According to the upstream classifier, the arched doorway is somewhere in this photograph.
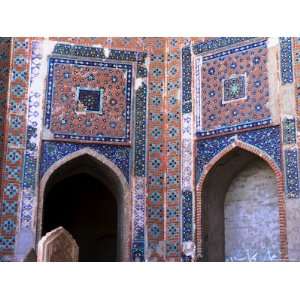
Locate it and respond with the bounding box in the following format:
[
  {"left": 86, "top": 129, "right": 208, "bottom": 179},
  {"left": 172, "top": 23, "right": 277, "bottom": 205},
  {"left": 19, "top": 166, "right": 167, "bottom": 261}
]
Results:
[
  {"left": 37, "top": 148, "right": 130, "bottom": 262},
  {"left": 198, "top": 146, "right": 282, "bottom": 262}
]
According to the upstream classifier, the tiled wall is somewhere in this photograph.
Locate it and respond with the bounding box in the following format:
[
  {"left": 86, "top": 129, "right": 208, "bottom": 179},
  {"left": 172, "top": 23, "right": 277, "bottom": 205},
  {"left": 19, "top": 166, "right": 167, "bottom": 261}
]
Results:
[{"left": 0, "top": 37, "right": 298, "bottom": 261}]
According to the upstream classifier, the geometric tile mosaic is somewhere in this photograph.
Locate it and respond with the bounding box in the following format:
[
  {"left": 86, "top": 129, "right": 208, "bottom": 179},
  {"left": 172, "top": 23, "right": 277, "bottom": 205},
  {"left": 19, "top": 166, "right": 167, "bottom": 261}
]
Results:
[
  {"left": 284, "top": 149, "right": 300, "bottom": 199},
  {"left": 165, "top": 38, "right": 183, "bottom": 261},
  {"left": 20, "top": 40, "right": 44, "bottom": 229},
  {"left": 192, "top": 37, "right": 255, "bottom": 55},
  {"left": 223, "top": 74, "right": 247, "bottom": 102},
  {"left": 197, "top": 39, "right": 271, "bottom": 137},
  {"left": 146, "top": 38, "right": 166, "bottom": 261},
  {"left": 1, "top": 37, "right": 298, "bottom": 262},
  {"left": 293, "top": 38, "right": 300, "bottom": 132},
  {"left": 0, "top": 37, "right": 30, "bottom": 259},
  {"left": 45, "top": 57, "right": 133, "bottom": 143},
  {"left": 283, "top": 117, "right": 297, "bottom": 144},
  {"left": 279, "top": 37, "right": 294, "bottom": 85}
]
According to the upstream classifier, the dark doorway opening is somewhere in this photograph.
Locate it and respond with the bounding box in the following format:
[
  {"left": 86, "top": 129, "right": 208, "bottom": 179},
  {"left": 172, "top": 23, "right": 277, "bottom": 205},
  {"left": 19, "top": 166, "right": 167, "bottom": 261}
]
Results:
[{"left": 42, "top": 172, "right": 117, "bottom": 262}]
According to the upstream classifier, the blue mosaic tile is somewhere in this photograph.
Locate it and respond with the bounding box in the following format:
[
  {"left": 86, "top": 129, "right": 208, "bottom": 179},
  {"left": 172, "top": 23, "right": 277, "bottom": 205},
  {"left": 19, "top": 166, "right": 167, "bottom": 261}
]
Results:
[
  {"left": 196, "top": 126, "right": 282, "bottom": 182},
  {"left": 223, "top": 75, "right": 246, "bottom": 102},
  {"left": 166, "top": 241, "right": 180, "bottom": 256},
  {"left": 148, "top": 208, "right": 163, "bottom": 221},
  {"left": 134, "top": 82, "right": 147, "bottom": 176},
  {"left": 12, "top": 69, "right": 27, "bottom": 81},
  {"left": 14, "top": 56, "right": 26, "bottom": 65},
  {"left": 6, "top": 150, "right": 21, "bottom": 164},
  {"left": 197, "top": 118, "right": 272, "bottom": 138},
  {"left": 4, "top": 183, "right": 18, "bottom": 199},
  {"left": 14, "top": 40, "right": 28, "bottom": 49},
  {"left": 131, "top": 241, "right": 144, "bottom": 261},
  {"left": 182, "top": 190, "right": 193, "bottom": 242},
  {"left": 283, "top": 117, "right": 296, "bottom": 144},
  {"left": 167, "top": 52, "right": 180, "bottom": 62},
  {"left": 5, "top": 165, "right": 21, "bottom": 181},
  {"left": 149, "top": 191, "right": 162, "bottom": 204},
  {"left": 167, "top": 223, "right": 178, "bottom": 237},
  {"left": 150, "top": 223, "right": 161, "bottom": 238},
  {"left": 2, "top": 220, "right": 16, "bottom": 234},
  {"left": 77, "top": 88, "right": 104, "bottom": 113},
  {"left": 167, "top": 81, "right": 180, "bottom": 91},
  {"left": 0, "top": 236, "right": 15, "bottom": 251},
  {"left": 150, "top": 82, "right": 163, "bottom": 93},
  {"left": 40, "top": 141, "right": 131, "bottom": 182},
  {"left": 182, "top": 46, "right": 192, "bottom": 113},
  {"left": 150, "top": 53, "right": 164, "bottom": 62},
  {"left": 279, "top": 37, "right": 294, "bottom": 84},
  {"left": 166, "top": 207, "right": 179, "bottom": 218},
  {"left": 12, "top": 84, "right": 25, "bottom": 97},
  {"left": 167, "top": 190, "right": 178, "bottom": 203},
  {"left": 8, "top": 135, "right": 22, "bottom": 146},
  {"left": 193, "top": 37, "right": 255, "bottom": 55},
  {"left": 137, "top": 65, "right": 147, "bottom": 78},
  {"left": 53, "top": 43, "right": 147, "bottom": 64},
  {"left": 285, "top": 149, "right": 300, "bottom": 198},
  {"left": 202, "top": 39, "right": 267, "bottom": 62},
  {"left": 10, "top": 116, "right": 22, "bottom": 129},
  {"left": 1, "top": 201, "right": 17, "bottom": 215}
]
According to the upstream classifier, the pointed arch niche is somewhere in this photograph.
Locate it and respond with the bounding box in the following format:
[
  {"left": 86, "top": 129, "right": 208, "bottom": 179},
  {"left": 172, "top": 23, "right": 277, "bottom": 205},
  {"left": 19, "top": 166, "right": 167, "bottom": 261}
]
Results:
[
  {"left": 37, "top": 148, "right": 131, "bottom": 262},
  {"left": 195, "top": 140, "right": 288, "bottom": 262}
]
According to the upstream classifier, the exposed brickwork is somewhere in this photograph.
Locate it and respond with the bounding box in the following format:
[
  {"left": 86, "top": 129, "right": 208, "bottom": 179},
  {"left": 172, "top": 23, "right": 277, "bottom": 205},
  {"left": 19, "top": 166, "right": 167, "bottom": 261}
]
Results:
[{"left": 196, "top": 140, "right": 288, "bottom": 261}]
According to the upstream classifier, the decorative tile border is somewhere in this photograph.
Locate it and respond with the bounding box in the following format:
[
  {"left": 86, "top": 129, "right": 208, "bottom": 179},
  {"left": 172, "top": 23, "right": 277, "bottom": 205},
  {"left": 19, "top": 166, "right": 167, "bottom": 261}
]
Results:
[
  {"left": 192, "top": 37, "right": 255, "bottom": 55},
  {"left": 131, "top": 177, "right": 146, "bottom": 261},
  {"left": 293, "top": 38, "right": 300, "bottom": 132},
  {"left": 197, "top": 118, "right": 272, "bottom": 138},
  {"left": 146, "top": 38, "right": 166, "bottom": 261},
  {"left": 53, "top": 43, "right": 147, "bottom": 63},
  {"left": 279, "top": 37, "right": 294, "bottom": 84},
  {"left": 0, "top": 38, "right": 11, "bottom": 201},
  {"left": 282, "top": 117, "right": 296, "bottom": 145},
  {"left": 165, "top": 38, "right": 183, "bottom": 261},
  {"left": 182, "top": 46, "right": 192, "bottom": 113},
  {"left": 131, "top": 59, "right": 148, "bottom": 260},
  {"left": 134, "top": 82, "right": 147, "bottom": 176},
  {"left": 181, "top": 42, "right": 195, "bottom": 261},
  {"left": 202, "top": 39, "right": 267, "bottom": 62},
  {"left": 196, "top": 126, "right": 282, "bottom": 182},
  {"left": 284, "top": 149, "right": 300, "bottom": 199},
  {"left": 40, "top": 141, "right": 131, "bottom": 182},
  {"left": 0, "top": 38, "right": 31, "bottom": 259},
  {"left": 20, "top": 40, "right": 44, "bottom": 229}
]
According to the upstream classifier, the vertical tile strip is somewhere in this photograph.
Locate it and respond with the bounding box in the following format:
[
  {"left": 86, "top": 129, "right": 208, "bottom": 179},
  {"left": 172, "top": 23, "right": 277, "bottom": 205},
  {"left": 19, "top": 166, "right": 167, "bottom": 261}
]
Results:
[
  {"left": 181, "top": 44, "right": 194, "bottom": 261},
  {"left": 284, "top": 149, "right": 300, "bottom": 199},
  {"left": 0, "top": 38, "right": 11, "bottom": 206},
  {"left": 20, "top": 40, "right": 44, "bottom": 229},
  {"left": 280, "top": 37, "right": 294, "bottom": 85},
  {"left": 146, "top": 38, "right": 166, "bottom": 261},
  {"left": 165, "top": 38, "right": 182, "bottom": 261},
  {"left": 132, "top": 75, "right": 148, "bottom": 260},
  {"left": 0, "top": 38, "right": 30, "bottom": 260}
]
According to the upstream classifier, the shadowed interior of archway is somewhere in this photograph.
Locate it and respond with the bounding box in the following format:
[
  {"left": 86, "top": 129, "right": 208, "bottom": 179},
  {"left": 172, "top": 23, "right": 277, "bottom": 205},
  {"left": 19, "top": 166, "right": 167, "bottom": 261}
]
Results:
[
  {"left": 41, "top": 155, "right": 119, "bottom": 262},
  {"left": 200, "top": 147, "right": 280, "bottom": 262}
]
